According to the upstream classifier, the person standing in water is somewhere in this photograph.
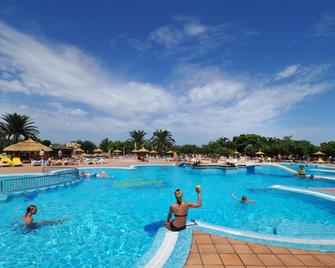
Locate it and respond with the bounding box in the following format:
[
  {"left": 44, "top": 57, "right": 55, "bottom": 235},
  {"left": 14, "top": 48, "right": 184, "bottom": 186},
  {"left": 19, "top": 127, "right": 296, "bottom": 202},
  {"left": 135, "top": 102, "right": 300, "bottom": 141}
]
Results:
[{"left": 165, "top": 186, "right": 202, "bottom": 232}]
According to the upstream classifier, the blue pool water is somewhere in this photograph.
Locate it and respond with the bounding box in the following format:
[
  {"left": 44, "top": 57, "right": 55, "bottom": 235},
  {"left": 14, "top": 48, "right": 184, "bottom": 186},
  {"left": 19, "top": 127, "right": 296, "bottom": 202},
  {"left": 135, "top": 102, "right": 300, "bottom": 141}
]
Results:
[{"left": 1, "top": 165, "right": 335, "bottom": 267}]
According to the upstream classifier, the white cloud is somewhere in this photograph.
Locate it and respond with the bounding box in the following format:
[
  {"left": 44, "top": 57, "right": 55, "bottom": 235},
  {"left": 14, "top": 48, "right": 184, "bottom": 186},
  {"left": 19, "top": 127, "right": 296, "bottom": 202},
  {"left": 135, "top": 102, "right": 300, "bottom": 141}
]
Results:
[
  {"left": 276, "top": 64, "right": 300, "bottom": 80},
  {"left": 0, "top": 21, "right": 173, "bottom": 118},
  {"left": 308, "top": 12, "right": 335, "bottom": 38},
  {"left": 130, "top": 18, "right": 253, "bottom": 58},
  {"left": 0, "top": 21, "right": 333, "bottom": 144},
  {"left": 149, "top": 26, "right": 184, "bottom": 47},
  {"left": 183, "top": 23, "right": 207, "bottom": 36}
]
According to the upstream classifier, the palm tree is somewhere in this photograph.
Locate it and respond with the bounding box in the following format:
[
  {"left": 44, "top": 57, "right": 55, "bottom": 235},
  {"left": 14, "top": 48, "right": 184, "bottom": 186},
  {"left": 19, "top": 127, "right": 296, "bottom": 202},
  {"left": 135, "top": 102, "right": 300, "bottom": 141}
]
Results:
[
  {"left": 150, "top": 129, "right": 175, "bottom": 155},
  {"left": 129, "top": 129, "right": 147, "bottom": 148},
  {"left": 0, "top": 113, "right": 39, "bottom": 143}
]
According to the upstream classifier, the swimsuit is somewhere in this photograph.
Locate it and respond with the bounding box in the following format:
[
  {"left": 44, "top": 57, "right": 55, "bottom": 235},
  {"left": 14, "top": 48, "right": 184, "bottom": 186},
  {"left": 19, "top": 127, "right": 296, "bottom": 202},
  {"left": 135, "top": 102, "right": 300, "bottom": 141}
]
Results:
[
  {"left": 170, "top": 221, "right": 186, "bottom": 232},
  {"left": 174, "top": 213, "right": 188, "bottom": 217},
  {"left": 170, "top": 213, "right": 188, "bottom": 232}
]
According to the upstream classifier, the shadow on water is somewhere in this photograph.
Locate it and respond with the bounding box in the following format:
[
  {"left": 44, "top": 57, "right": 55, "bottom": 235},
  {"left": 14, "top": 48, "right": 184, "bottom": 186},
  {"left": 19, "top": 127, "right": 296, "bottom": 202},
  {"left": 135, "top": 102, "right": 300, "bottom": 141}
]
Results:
[
  {"left": 23, "top": 191, "right": 38, "bottom": 202},
  {"left": 144, "top": 220, "right": 165, "bottom": 236}
]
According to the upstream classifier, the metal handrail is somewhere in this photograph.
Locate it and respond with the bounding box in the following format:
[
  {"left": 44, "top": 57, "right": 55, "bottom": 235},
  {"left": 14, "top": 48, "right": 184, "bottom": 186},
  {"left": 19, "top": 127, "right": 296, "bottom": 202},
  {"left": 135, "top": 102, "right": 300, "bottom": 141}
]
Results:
[{"left": 0, "top": 168, "right": 79, "bottom": 193}]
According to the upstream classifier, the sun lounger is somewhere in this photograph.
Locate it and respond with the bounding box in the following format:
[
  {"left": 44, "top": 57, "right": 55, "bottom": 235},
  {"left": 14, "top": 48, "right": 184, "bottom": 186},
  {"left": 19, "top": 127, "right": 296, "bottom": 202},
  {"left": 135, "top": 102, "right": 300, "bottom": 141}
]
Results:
[
  {"left": 32, "top": 160, "right": 42, "bottom": 166},
  {"left": 12, "top": 157, "right": 23, "bottom": 167},
  {"left": 0, "top": 157, "right": 12, "bottom": 167}
]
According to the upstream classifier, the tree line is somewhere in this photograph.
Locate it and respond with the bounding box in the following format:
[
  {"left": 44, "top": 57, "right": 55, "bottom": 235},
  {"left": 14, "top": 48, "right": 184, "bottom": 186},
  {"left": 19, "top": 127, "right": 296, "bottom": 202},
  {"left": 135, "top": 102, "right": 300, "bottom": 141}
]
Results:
[{"left": 0, "top": 113, "right": 334, "bottom": 159}]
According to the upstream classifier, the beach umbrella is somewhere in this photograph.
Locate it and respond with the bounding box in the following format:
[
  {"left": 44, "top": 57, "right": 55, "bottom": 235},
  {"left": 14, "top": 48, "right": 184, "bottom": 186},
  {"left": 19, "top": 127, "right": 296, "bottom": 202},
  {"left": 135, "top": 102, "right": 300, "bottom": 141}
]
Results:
[
  {"left": 132, "top": 149, "right": 138, "bottom": 153},
  {"left": 137, "top": 147, "right": 149, "bottom": 153},
  {"left": 113, "top": 149, "right": 122, "bottom": 153},
  {"left": 94, "top": 148, "right": 103, "bottom": 153},
  {"left": 73, "top": 148, "right": 84, "bottom": 154},
  {"left": 66, "top": 142, "right": 81, "bottom": 149},
  {"left": 3, "top": 137, "right": 52, "bottom": 152},
  {"left": 233, "top": 150, "right": 240, "bottom": 155},
  {"left": 313, "top": 151, "right": 325, "bottom": 156},
  {"left": 150, "top": 150, "right": 158, "bottom": 154},
  {"left": 255, "top": 151, "right": 265, "bottom": 155},
  {"left": 166, "top": 150, "right": 175, "bottom": 154}
]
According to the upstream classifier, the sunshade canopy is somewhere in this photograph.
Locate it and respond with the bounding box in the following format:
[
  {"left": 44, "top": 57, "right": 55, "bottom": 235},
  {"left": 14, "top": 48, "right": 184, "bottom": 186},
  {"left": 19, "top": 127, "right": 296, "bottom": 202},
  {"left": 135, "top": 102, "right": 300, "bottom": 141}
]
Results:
[
  {"left": 314, "top": 151, "right": 325, "bottom": 156},
  {"left": 137, "top": 147, "right": 149, "bottom": 153},
  {"left": 3, "top": 138, "right": 52, "bottom": 152}
]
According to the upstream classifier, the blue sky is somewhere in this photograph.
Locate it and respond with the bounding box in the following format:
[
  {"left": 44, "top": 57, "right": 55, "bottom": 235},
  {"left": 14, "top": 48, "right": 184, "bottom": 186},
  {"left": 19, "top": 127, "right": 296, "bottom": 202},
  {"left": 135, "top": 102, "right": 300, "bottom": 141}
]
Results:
[{"left": 0, "top": 0, "right": 334, "bottom": 145}]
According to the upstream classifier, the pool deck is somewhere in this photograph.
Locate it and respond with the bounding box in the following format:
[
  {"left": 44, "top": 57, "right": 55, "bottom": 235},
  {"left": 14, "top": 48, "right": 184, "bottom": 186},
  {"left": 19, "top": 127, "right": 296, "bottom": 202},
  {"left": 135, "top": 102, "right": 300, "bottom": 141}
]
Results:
[
  {"left": 0, "top": 158, "right": 175, "bottom": 174},
  {"left": 185, "top": 230, "right": 335, "bottom": 267}
]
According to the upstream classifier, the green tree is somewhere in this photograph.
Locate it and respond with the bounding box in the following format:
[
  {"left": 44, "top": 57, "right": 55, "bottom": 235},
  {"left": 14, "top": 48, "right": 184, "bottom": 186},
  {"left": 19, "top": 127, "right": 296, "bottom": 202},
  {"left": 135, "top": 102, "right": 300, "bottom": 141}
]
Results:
[
  {"left": 232, "top": 134, "right": 266, "bottom": 154},
  {"left": 320, "top": 141, "right": 335, "bottom": 157},
  {"left": 99, "top": 138, "right": 111, "bottom": 152},
  {"left": 129, "top": 130, "right": 147, "bottom": 147},
  {"left": 0, "top": 131, "right": 7, "bottom": 151},
  {"left": 76, "top": 140, "right": 96, "bottom": 154},
  {"left": 150, "top": 129, "right": 175, "bottom": 155},
  {"left": 244, "top": 144, "right": 256, "bottom": 156},
  {"left": 176, "top": 144, "right": 201, "bottom": 155},
  {"left": 41, "top": 139, "right": 52, "bottom": 147},
  {"left": 0, "top": 113, "right": 39, "bottom": 143}
]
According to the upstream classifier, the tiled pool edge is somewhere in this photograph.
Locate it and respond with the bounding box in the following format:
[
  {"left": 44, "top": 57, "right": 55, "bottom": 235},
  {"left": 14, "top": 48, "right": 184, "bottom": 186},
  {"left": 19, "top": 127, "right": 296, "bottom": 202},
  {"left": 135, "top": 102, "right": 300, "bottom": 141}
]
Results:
[
  {"left": 193, "top": 221, "right": 335, "bottom": 251},
  {"left": 139, "top": 221, "right": 335, "bottom": 268}
]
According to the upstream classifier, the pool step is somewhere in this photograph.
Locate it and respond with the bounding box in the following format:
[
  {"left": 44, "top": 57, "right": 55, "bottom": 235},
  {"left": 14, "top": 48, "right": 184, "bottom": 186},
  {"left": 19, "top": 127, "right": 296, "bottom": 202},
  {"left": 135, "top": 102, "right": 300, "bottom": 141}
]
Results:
[{"left": 145, "top": 231, "right": 179, "bottom": 268}]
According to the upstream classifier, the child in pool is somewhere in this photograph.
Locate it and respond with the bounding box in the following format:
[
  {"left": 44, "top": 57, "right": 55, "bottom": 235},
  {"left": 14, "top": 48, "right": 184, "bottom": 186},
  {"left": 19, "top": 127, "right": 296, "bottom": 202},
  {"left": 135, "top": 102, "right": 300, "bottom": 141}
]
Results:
[{"left": 21, "top": 205, "right": 69, "bottom": 230}]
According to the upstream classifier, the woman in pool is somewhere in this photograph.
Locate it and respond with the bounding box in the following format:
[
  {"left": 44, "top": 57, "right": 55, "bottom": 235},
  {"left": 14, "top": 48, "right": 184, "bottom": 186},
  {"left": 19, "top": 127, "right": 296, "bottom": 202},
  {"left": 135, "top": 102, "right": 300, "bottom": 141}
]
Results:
[
  {"left": 20, "top": 205, "right": 68, "bottom": 230},
  {"left": 164, "top": 186, "right": 202, "bottom": 232}
]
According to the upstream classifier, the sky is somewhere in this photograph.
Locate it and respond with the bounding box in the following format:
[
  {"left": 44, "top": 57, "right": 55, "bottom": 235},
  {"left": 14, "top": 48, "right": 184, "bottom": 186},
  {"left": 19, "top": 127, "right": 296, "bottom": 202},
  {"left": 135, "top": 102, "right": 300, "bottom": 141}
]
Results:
[{"left": 0, "top": 0, "right": 334, "bottom": 145}]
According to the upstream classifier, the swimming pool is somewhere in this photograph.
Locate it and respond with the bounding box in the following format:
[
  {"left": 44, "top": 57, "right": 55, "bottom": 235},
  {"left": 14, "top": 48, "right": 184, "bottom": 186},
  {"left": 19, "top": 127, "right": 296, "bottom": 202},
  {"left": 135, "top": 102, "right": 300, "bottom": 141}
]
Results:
[{"left": 1, "top": 164, "right": 335, "bottom": 267}]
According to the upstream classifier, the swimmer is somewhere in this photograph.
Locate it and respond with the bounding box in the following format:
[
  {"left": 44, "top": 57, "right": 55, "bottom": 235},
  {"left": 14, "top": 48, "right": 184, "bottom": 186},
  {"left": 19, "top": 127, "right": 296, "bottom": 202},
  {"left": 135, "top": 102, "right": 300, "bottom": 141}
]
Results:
[
  {"left": 20, "top": 205, "right": 69, "bottom": 230},
  {"left": 96, "top": 171, "right": 107, "bottom": 178},
  {"left": 81, "top": 172, "right": 91, "bottom": 177},
  {"left": 164, "top": 185, "right": 202, "bottom": 232},
  {"left": 232, "top": 193, "right": 254, "bottom": 204}
]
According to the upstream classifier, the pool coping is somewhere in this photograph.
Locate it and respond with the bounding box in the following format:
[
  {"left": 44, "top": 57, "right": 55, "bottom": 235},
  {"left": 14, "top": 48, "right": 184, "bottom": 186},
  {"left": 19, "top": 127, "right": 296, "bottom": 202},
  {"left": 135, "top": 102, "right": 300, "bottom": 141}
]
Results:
[{"left": 270, "top": 184, "right": 335, "bottom": 202}]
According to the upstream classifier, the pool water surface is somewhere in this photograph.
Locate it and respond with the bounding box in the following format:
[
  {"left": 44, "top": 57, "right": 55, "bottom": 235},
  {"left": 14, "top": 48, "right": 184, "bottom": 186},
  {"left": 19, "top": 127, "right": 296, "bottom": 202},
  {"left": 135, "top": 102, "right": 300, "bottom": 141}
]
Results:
[{"left": 1, "top": 165, "right": 335, "bottom": 267}]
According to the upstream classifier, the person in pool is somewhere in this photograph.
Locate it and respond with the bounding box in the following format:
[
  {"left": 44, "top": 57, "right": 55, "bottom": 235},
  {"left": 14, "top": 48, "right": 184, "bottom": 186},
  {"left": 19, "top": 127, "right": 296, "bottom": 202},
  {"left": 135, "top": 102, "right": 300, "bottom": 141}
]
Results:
[
  {"left": 164, "top": 186, "right": 202, "bottom": 232},
  {"left": 20, "top": 205, "right": 69, "bottom": 230},
  {"left": 231, "top": 193, "right": 254, "bottom": 204},
  {"left": 94, "top": 171, "right": 107, "bottom": 178}
]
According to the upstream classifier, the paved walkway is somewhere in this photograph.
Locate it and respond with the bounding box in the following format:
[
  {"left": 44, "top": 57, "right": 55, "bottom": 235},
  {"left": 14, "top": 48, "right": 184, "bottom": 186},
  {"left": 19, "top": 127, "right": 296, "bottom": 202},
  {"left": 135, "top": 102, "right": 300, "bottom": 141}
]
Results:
[{"left": 185, "top": 230, "right": 335, "bottom": 267}]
